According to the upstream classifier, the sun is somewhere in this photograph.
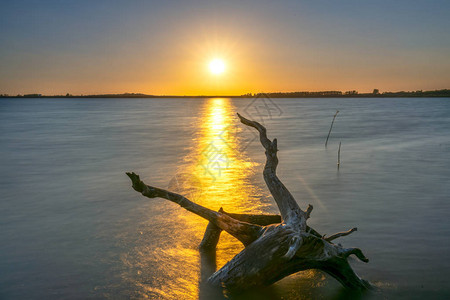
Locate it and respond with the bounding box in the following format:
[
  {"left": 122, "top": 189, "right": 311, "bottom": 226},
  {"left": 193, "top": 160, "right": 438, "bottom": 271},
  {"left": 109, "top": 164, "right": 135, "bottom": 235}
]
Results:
[{"left": 209, "top": 59, "right": 226, "bottom": 75}]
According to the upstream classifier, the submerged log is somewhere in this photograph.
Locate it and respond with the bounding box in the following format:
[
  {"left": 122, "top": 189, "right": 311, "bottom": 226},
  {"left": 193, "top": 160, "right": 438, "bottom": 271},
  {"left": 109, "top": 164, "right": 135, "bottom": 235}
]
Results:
[{"left": 126, "top": 113, "right": 371, "bottom": 293}]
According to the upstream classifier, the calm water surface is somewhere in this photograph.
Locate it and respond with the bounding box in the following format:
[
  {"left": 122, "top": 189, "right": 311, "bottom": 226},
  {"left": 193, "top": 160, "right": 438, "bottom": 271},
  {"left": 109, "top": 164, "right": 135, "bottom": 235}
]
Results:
[{"left": 1, "top": 97, "right": 449, "bottom": 299}]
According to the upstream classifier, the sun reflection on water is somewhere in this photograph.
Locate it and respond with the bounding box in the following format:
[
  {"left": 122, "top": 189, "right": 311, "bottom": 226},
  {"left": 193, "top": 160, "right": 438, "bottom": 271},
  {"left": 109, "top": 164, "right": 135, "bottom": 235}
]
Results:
[
  {"left": 167, "top": 97, "right": 271, "bottom": 297},
  {"left": 122, "top": 98, "right": 271, "bottom": 299},
  {"left": 180, "top": 98, "right": 269, "bottom": 268}
]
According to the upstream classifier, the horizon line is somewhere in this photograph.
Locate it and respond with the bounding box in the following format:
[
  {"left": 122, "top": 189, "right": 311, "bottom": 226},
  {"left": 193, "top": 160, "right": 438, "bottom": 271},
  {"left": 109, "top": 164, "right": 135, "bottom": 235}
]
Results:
[{"left": 1, "top": 88, "right": 450, "bottom": 98}]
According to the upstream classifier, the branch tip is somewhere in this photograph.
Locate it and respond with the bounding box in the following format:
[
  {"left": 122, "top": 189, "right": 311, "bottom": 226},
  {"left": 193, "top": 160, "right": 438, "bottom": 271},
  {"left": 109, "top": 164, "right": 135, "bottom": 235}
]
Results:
[
  {"left": 305, "top": 205, "right": 313, "bottom": 219},
  {"left": 325, "top": 227, "right": 358, "bottom": 242},
  {"left": 126, "top": 172, "right": 146, "bottom": 193},
  {"left": 343, "top": 248, "right": 369, "bottom": 263}
]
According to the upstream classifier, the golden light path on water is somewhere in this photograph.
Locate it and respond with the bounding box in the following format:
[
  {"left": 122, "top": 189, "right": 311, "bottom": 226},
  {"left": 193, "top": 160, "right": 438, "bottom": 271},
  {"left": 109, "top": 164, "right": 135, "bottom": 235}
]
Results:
[
  {"left": 169, "top": 97, "right": 274, "bottom": 298},
  {"left": 180, "top": 98, "right": 270, "bottom": 267},
  {"left": 121, "top": 98, "right": 275, "bottom": 299}
]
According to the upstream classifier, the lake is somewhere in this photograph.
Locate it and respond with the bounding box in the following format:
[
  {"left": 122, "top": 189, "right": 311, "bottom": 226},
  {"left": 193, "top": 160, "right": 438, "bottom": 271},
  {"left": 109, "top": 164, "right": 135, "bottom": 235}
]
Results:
[{"left": 1, "top": 97, "right": 449, "bottom": 299}]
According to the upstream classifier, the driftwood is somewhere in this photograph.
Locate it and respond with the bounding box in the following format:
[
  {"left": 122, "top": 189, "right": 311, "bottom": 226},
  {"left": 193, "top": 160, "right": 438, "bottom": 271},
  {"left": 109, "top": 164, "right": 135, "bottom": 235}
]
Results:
[{"left": 126, "top": 113, "right": 370, "bottom": 294}]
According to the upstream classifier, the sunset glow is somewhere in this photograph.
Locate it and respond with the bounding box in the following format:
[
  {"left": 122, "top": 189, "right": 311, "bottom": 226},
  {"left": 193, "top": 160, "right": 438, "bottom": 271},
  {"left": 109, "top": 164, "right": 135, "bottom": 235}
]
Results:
[
  {"left": 1, "top": 1, "right": 450, "bottom": 299},
  {"left": 0, "top": 1, "right": 448, "bottom": 95},
  {"left": 209, "top": 59, "right": 226, "bottom": 75}
]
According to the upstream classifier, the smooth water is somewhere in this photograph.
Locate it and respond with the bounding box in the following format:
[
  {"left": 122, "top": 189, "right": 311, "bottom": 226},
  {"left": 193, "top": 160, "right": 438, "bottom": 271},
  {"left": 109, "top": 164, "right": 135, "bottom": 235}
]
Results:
[{"left": 0, "top": 97, "right": 449, "bottom": 299}]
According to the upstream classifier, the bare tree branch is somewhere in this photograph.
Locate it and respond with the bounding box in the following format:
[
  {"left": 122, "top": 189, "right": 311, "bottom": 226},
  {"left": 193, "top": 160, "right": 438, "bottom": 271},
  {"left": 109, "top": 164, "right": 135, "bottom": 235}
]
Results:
[
  {"left": 325, "top": 227, "right": 358, "bottom": 242},
  {"left": 340, "top": 247, "right": 369, "bottom": 263},
  {"left": 126, "top": 172, "right": 263, "bottom": 246},
  {"left": 237, "top": 113, "right": 311, "bottom": 230}
]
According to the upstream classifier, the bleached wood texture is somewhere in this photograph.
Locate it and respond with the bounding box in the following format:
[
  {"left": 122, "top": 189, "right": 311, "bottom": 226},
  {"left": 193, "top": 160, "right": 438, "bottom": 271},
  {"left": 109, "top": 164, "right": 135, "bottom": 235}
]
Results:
[{"left": 126, "top": 113, "right": 370, "bottom": 293}]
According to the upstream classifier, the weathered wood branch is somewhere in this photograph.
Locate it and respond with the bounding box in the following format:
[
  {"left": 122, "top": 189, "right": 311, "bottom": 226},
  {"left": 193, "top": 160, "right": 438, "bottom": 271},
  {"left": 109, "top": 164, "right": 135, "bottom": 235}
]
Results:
[
  {"left": 200, "top": 210, "right": 325, "bottom": 252},
  {"left": 325, "top": 227, "right": 357, "bottom": 242},
  {"left": 237, "top": 113, "right": 311, "bottom": 231},
  {"left": 126, "top": 112, "right": 371, "bottom": 295},
  {"left": 126, "top": 172, "right": 263, "bottom": 246},
  {"left": 200, "top": 210, "right": 283, "bottom": 251}
]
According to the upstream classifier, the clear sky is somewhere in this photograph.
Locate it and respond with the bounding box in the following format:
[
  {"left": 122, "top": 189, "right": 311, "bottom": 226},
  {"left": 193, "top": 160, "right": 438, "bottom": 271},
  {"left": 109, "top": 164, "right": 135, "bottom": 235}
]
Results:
[{"left": 1, "top": 0, "right": 449, "bottom": 95}]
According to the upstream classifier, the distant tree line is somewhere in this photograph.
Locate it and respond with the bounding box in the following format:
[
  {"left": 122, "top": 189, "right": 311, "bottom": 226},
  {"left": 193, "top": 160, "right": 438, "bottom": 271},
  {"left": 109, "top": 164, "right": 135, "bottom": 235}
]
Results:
[
  {"left": 254, "top": 91, "right": 344, "bottom": 97},
  {"left": 248, "top": 89, "right": 450, "bottom": 98},
  {"left": 1, "top": 89, "right": 449, "bottom": 98}
]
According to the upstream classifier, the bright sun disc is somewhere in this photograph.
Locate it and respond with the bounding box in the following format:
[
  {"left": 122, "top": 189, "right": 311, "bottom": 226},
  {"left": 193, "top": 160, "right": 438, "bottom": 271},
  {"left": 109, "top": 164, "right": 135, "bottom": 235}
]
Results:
[{"left": 209, "top": 59, "right": 225, "bottom": 75}]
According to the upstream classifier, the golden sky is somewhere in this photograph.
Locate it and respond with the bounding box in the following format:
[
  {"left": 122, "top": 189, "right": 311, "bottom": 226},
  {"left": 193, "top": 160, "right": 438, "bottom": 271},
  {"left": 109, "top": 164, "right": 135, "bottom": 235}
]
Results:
[{"left": 1, "top": 0, "right": 449, "bottom": 95}]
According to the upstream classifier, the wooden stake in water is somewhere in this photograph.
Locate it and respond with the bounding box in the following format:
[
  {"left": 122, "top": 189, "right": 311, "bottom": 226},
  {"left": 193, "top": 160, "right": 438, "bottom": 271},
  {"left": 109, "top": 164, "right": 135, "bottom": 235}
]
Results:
[
  {"left": 337, "top": 141, "right": 341, "bottom": 169},
  {"left": 325, "top": 110, "right": 339, "bottom": 147}
]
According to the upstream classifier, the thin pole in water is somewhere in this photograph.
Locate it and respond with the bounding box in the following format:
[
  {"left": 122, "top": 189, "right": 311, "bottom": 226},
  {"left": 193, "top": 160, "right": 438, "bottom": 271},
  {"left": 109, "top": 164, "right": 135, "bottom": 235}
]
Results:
[
  {"left": 337, "top": 141, "right": 341, "bottom": 170},
  {"left": 325, "top": 110, "right": 339, "bottom": 147}
]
